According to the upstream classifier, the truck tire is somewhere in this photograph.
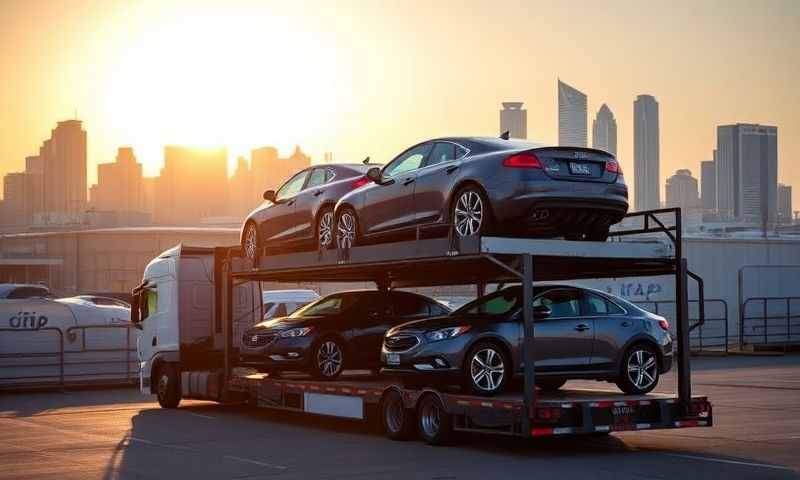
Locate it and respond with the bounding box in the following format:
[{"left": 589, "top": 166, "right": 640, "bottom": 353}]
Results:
[
  {"left": 156, "top": 364, "right": 181, "bottom": 408},
  {"left": 382, "top": 390, "right": 415, "bottom": 441},
  {"left": 418, "top": 394, "right": 453, "bottom": 446}
]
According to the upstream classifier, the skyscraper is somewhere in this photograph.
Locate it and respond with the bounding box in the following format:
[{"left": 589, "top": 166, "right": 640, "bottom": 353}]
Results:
[
  {"left": 700, "top": 159, "right": 716, "bottom": 211},
  {"left": 90, "top": 147, "right": 144, "bottom": 213},
  {"left": 592, "top": 104, "right": 617, "bottom": 157},
  {"left": 42, "top": 120, "right": 87, "bottom": 215},
  {"left": 500, "top": 102, "right": 527, "bottom": 139},
  {"left": 778, "top": 184, "right": 792, "bottom": 224},
  {"left": 228, "top": 155, "right": 256, "bottom": 217},
  {"left": 633, "top": 95, "right": 660, "bottom": 211},
  {"left": 665, "top": 169, "right": 700, "bottom": 210},
  {"left": 250, "top": 145, "right": 311, "bottom": 198},
  {"left": 716, "top": 124, "right": 778, "bottom": 224},
  {"left": 558, "top": 80, "right": 587, "bottom": 147}
]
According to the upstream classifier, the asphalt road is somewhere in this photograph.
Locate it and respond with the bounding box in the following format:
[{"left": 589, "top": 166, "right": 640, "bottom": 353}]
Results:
[{"left": 1, "top": 355, "right": 798, "bottom": 479}]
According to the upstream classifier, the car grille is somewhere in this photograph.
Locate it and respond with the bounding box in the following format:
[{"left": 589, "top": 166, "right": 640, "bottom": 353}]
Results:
[
  {"left": 242, "top": 332, "right": 277, "bottom": 347},
  {"left": 384, "top": 334, "right": 420, "bottom": 352}
]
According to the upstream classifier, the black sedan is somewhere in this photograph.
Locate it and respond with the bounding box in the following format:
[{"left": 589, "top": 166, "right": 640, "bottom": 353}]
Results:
[
  {"left": 381, "top": 285, "right": 673, "bottom": 396},
  {"left": 333, "top": 137, "right": 627, "bottom": 249},
  {"left": 240, "top": 163, "right": 375, "bottom": 262},
  {"left": 239, "top": 289, "right": 450, "bottom": 379}
]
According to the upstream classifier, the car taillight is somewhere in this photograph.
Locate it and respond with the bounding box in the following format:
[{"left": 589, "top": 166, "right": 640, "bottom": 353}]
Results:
[
  {"left": 606, "top": 159, "right": 622, "bottom": 175},
  {"left": 503, "top": 152, "right": 542, "bottom": 169},
  {"left": 351, "top": 176, "right": 370, "bottom": 189},
  {"left": 658, "top": 319, "right": 670, "bottom": 331}
]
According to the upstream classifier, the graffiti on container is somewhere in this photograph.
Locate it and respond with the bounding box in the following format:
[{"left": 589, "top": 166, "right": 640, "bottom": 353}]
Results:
[
  {"left": 605, "top": 282, "right": 663, "bottom": 300},
  {"left": 8, "top": 312, "right": 48, "bottom": 330}
]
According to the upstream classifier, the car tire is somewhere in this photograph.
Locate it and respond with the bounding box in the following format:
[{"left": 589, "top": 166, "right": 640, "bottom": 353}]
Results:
[
  {"left": 464, "top": 341, "right": 510, "bottom": 396},
  {"left": 335, "top": 208, "right": 358, "bottom": 250},
  {"left": 382, "top": 390, "right": 415, "bottom": 441},
  {"left": 616, "top": 344, "right": 660, "bottom": 395},
  {"left": 536, "top": 378, "right": 567, "bottom": 392},
  {"left": 312, "top": 337, "right": 345, "bottom": 380},
  {"left": 242, "top": 221, "right": 260, "bottom": 268},
  {"left": 418, "top": 395, "right": 453, "bottom": 445},
  {"left": 156, "top": 364, "right": 181, "bottom": 409},
  {"left": 452, "top": 186, "right": 491, "bottom": 238},
  {"left": 316, "top": 207, "right": 335, "bottom": 250}
]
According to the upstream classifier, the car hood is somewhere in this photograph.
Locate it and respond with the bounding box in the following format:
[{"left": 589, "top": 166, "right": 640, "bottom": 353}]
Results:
[
  {"left": 387, "top": 315, "right": 461, "bottom": 335},
  {"left": 247, "top": 315, "right": 328, "bottom": 333}
]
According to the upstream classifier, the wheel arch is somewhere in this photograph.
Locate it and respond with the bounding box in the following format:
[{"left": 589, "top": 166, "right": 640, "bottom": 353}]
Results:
[
  {"left": 616, "top": 336, "right": 664, "bottom": 374},
  {"left": 445, "top": 179, "right": 494, "bottom": 224},
  {"left": 465, "top": 334, "right": 515, "bottom": 371}
]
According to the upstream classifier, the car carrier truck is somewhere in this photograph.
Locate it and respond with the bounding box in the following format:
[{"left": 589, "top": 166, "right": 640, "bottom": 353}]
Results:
[{"left": 132, "top": 208, "right": 712, "bottom": 444}]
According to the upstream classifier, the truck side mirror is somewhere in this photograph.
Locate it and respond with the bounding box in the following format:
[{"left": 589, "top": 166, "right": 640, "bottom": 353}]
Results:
[
  {"left": 131, "top": 292, "right": 142, "bottom": 330},
  {"left": 366, "top": 167, "right": 382, "bottom": 184},
  {"left": 263, "top": 190, "right": 276, "bottom": 202}
]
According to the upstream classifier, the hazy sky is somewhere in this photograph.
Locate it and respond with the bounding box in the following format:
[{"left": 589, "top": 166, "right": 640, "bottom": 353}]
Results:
[{"left": 1, "top": 0, "right": 798, "bottom": 202}]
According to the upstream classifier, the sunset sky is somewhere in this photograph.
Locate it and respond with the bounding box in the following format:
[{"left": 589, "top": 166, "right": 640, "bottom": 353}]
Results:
[{"left": 1, "top": 0, "right": 798, "bottom": 200}]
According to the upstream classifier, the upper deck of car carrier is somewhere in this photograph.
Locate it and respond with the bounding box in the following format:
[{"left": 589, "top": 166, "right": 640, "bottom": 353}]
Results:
[{"left": 207, "top": 208, "right": 712, "bottom": 441}]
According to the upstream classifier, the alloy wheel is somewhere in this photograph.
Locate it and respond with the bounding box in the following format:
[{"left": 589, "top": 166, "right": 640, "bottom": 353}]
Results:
[
  {"left": 317, "top": 341, "right": 343, "bottom": 377},
  {"left": 318, "top": 211, "right": 334, "bottom": 248},
  {"left": 244, "top": 224, "right": 258, "bottom": 259},
  {"left": 627, "top": 349, "right": 658, "bottom": 390},
  {"left": 337, "top": 211, "right": 356, "bottom": 249},
  {"left": 454, "top": 191, "right": 484, "bottom": 237},
  {"left": 469, "top": 347, "right": 505, "bottom": 392}
]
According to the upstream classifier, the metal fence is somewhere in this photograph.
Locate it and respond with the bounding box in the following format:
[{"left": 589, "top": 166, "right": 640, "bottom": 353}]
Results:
[
  {"left": 634, "top": 299, "right": 729, "bottom": 353},
  {"left": 0, "top": 324, "right": 138, "bottom": 389},
  {"left": 740, "top": 296, "right": 800, "bottom": 348}
]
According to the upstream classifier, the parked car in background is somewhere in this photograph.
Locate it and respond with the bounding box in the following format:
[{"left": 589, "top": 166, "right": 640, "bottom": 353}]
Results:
[
  {"left": 382, "top": 285, "right": 672, "bottom": 396},
  {"left": 262, "top": 289, "right": 320, "bottom": 320},
  {"left": 0, "top": 283, "right": 53, "bottom": 299},
  {"left": 333, "top": 137, "right": 627, "bottom": 249},
  {"left": 240, "top": 289, "right": 450, "bottom": 379},
  {"left": 241, "top": 163, "right": 379, "bottom": 263}
]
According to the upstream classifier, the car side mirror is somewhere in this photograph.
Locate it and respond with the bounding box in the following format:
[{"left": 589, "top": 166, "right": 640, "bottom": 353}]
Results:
[
  {"left": 263, "top": 190, "right": 276, "bottom": 202},
  {"left": 533, "top": 305, "right": 551, "bottom": 319},
  {"left": 366, "top": 167, "right": 382, "bottom": 184}
]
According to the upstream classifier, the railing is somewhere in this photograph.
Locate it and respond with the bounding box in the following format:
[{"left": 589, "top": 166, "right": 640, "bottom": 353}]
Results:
[
  {"left": 634, "top": 299, "right": 729, "bottom": 353},
  {"left": 740, "top": 296, "right": 800, "bottom": 348},
  {"left": 0, "top": 324, "right": 138, "bottom": 389}
]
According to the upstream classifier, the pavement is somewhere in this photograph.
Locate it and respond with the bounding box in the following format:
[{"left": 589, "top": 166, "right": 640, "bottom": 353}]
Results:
[{"left": 0, "top": 355, "right": 798, "bottom": 479}]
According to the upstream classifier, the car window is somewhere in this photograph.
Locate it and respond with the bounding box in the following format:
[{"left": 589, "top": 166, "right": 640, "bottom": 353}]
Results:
[
  {"left": 391, "top": 293, "right": 430, "bottom": 317},
  {"left": 430, "top": 302, "right": 450, "bottom": 316},
  {"left": 275, "top": 171, "right": 308, "bottom": 201},
  {"left": 606, "top": 299, "right": 625, "bottom": 315},
  {"left": 455, "top": 144, "right": 469, "bottom": 159},
  {"left": 383, "top": 143, "right": 433, "bottom": 177},
  {"left": 8, "top": 287, "right": 49, "bottom": 299},
  {"left": 324, "top": 168, "right": 336, "bottom": 182},
  {"left": 534, "top": 289, "right": 581, "bottom": 318},
  {"left": 306, "top": 168, "right": 327, "bottom": 189},
  {"left": 427, "top": 143, "right": 456, "bottom": 167},
  {"left": 584, "top": 293, "right": 609, "bottom": 315}
]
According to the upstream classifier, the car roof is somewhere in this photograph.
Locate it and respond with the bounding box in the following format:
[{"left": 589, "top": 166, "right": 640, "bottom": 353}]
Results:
[{"left": 0, "top": 283, "right": 50, "bottom": 297}]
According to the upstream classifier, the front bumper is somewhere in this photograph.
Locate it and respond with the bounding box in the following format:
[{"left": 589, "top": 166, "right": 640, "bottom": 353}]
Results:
[
  {"left": 238, "top": 335, "right": 315, "bottom": 370},
  {"left": 381, "top": 334, "right": 471, "bottom": 375}
]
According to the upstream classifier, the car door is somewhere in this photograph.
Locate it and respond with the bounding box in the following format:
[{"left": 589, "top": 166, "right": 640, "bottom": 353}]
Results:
[
  {"left": 347, "top": 292, "right": 392, "bottom": 366},
  {"left": 531, "top": 288, "right": 594, "bottom": 371},
  {"left": 291, "top": 167, "right": 329, "bottom": 242},
  {"left": 583, "top": 291, "right": 631, "bottom": 370},
  {"left": 414, "top": 142, "right": 469, "bottom": 224},
  {"left": 261, "top": 170, "right": 308, "bottom": 244},
  {"left": 360, "top": 143, "right": 433, "bottom": 236}
]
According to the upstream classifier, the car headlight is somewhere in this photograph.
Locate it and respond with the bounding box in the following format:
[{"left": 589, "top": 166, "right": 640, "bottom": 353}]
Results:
[
  {"left": 280, "top": 327, "right": 313, "bottom": 338},
  {"left": 425, "top": 325, "right": 471, "bottom": 342}
]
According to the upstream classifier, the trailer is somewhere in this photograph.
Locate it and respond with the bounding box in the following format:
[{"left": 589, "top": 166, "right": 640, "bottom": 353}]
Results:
[{"left": 133, "top": 208, "right": 712, "bottom": 444}]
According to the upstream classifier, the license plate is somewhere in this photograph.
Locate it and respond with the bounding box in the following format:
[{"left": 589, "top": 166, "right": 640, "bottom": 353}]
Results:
[
  {"left": 569, "top": 162, "right": 592, "bottom": 175},
  {"left": 611, "top": 405, "right": 637, "bottom": 425},
  {"left": 386, "top": 353, "right": 400, "bottom": 365}
]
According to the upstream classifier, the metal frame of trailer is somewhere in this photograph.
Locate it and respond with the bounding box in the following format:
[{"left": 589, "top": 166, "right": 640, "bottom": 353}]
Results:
[{"left": 217, "top": 208, "right": 712, "bottom": 441}]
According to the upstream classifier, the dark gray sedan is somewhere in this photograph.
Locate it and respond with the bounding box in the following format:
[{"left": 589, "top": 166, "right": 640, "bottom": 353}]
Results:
[
  {"left": 334, "top": 137, "right": 627, "bottom": 249},
  {"left": 381, "top": 285, "right": 672, "bottom": 396}
]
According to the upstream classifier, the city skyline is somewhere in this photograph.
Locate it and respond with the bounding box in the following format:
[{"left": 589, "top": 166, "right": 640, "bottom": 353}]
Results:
[{"left": 634, "top": 94, "right": 661, "bottom": 211}]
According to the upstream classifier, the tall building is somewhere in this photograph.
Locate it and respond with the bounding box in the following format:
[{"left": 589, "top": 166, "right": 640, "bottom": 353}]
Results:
[
  {"left": 778, "top": 183, "right": 792, "bottom": 224},
  {"left": 154, "top": 146, "right": 229, "bottom": 225},
  {"left": 558, "top": 80, "right": 587, "bottom": 147},
  {"left": 228, "top": 156, "right": 256, "bottom": 217},
  {"left": 42, "top": 120, "right": 88, "bottom": 215},
  {"left": 591, "top": 104, "right": 617, "bottom": 156},
  {"left": 716, "top": 124, "right": 778, "bottom": 224},
  {"left": 500, "top": 102, "right": 527, "bottom": 139},
  {"left": 700, "top": 159, "right": 716, "bottom": 211},
  {"left": 665, "top": 169, "right": 700, "bottom": 210},
  {"left": 1, "top": 173, "right": 29, "bottom": 225},
  {"left": 633, "top": 95, "right": 660, "bottom": 211},
  {"left": 90, "top": 147, "right": 144, "bottom": 214}
]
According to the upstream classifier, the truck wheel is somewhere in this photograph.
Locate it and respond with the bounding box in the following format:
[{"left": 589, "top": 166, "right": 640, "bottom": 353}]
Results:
[
  {"left": 156, "top": 364, "right": 181, "bottom": 408},
  {"left": 418, "top": 395, "right": 453, "bottom": 445},
  {"left": 382, "top": 390, "right": 415, "bottom": 440},
  {"left": 616, "top": 344, "right": 660, "bottom": 395}
]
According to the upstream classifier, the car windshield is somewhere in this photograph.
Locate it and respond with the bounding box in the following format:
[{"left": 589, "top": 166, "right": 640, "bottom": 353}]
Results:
[
  {"left": 289, "top": 293, "right": 362, "bottom": 317},
  {"left": 453, "top": 287, "right": 523, "bottom": 316}
]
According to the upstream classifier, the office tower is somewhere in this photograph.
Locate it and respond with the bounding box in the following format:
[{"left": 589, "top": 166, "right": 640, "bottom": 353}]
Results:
[
  {"left": 701, "top": 160, "right": 716, "bottom": 211},
  {"left": 665, "top": 169, "right": 700, "bottom": 210},
  {"left": 633, "top": 95, "right": 660, "bottom": 211},
  {"left": 592, "top": 104, "right": 617, "bottom": 157},
  {"left": 91, "top": 147, "right": 144, "bottom": 213},
  {"left": 24, "top": 155, "right": 44, "bottom": 218},
  {"left": 323, "top": 152, "right": 334, "bottom": 163},
  {"left": 154, "top": 146, "right": 229, "bottom": 225},
  {"left": 778, "top": 184, "right": 792, "bottom": 224},
  {"left": 42, "top": 120, "right": 87, "bottom": 214},
  {"left": 500, "top": 102, "right": 527, "bottom": 139},
  {"left": 716, "top": 124, "right": 778, "bottom": 224},
  {"left": 558, "top": 80, "right": 587, "bottom": 147},
  {"left": 229, "top": 156, "right": 256, "bottom": 216},
  {"left": 2, "top": 173, "right": 28, "bottom": 225},
  {"left": 141, "top": 177, "right": 157, "bottom": 217}
]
